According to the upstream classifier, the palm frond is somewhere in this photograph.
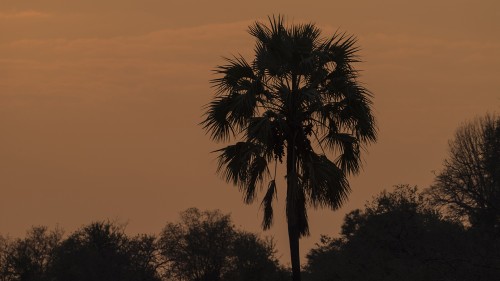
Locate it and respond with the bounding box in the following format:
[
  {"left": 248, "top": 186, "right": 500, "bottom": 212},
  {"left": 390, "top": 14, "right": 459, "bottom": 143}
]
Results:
[
  {"left": 215, "top": 141, "right": 270, "bottom": 204},
  {"left": 336, "top": 83, "right": 377, "bottom": 144},
  {"left": 251, "top": 16, "right": 293, "bottom": 78},
  {"left": 245, "top": 155, "right": 269, "bottom": 203},
  {"left": 212, "top": 56, "right": 255, "bottom": 93},
  {"left": 248, "top": 17, "right": 273, "bottom": 44},
  {"left": 261, "top": 180, "right": 277, "bottom": 230},
  {"left": 299, "top": 87, "right": 322, "bottom": 109},
  {"left": 286, "top": 187, "right": 309, "bottom": 237},
  {"left": 291, "top": 23, "right": 322, "bottom": 76},
  {"left": 335, "top": 138, "right": 361, "bottom": 175},
  {"left": 227, "top": 92, "right": 258, "bottom": 128},
  {"left": 215, "top": 142, "right": 262, "bottom": 187},
  {"left": 247, "top": 114, "right": 274, "bottom": 144},
  {"left": 315, "top": 80, "right": 377, "bottom": 146},
  {"left": 246, "top": 111, "right": 287, "bottom": 160},
  {"left": 201, "top": 96, "right": 234, "bottom": 142},
  {"left": 326, "top": 32, "right": 360, "bottom": 67},
  {"left": 322, "top": 132, "right": 357, "bottom": 153},
  {"left": 209, "top": 57, "right": 269, "bottom": 131},
  {"left": 297, "top": 188, "right": 309, "bottom": 236},
  {"left": 301, "top": 153, "right": 350, "bottom": 209}
]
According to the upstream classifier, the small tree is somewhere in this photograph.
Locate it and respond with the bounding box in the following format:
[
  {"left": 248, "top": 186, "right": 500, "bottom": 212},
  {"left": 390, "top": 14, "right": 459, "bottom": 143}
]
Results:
[
  {"left": 158, "top": 208, "right": 286, "bottom": 281},
  {"left": 159, "top": 208, "right": 235, "bottom": 281},
  {"left": 48, "top": 221, "right": 161, "bottom": 281},
  {"left": 0, "top": 226, "right": 62, "bottom": 281},
  {"left": 427, "top": 113, "right": 500, "bottom": 235},
  {"left": 225, "top": 231, "right": 288, "bottom": 281}
]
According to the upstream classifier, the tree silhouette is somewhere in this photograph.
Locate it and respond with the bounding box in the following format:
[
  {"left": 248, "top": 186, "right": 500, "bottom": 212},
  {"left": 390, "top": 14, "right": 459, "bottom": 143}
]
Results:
[
  {"left": 159, "top": 208, "right": 234, "bottom": 281},
  {"left": 427, "top": 113, "right": 500, "bottom": 236},
  {"left": 0, "top": 226, "right": 62, "bottom": 281},
  {"left": 48, "top": 221, "right": 161, "bottom": 281},
  {"left": 158, "top": 208, "right": 286, "bottom": 281},
  {"left": 305, "top": 185, "right": 500, "bottom": 281},
  {"left": 225, "top": 231, "right": 289, "bottom": 281},
  {"left": 202, "top": 16, "right": 376, "bottom": 281},
  {"left": 1, "top": 216, "right": 287, "bottom": 281}
]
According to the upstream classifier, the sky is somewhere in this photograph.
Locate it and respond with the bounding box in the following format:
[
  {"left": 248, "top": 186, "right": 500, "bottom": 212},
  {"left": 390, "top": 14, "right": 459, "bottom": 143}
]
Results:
[{"left": 1, "top": 0, "right": 499, "bottom": 265}]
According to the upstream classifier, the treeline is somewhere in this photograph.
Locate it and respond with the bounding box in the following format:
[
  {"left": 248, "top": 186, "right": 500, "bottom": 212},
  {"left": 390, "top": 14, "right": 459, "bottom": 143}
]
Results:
[
  {"left": 304, "top": 185, "right": 500, "bottom": 281},
  {"left": 2, "top": 186, "right": 499, "bottom": 281},
  {"left": 0, "top": 208, "right": 288, "bottom": 281}
]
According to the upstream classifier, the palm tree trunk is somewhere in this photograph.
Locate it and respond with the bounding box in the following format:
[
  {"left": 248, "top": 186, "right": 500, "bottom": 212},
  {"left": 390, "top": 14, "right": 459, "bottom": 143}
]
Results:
[
  {"left": 286, "top": 142, "right": 301, "bottom": 281},
  {"left": 287, "top": 222, "right": 301, "bottom": 281}
]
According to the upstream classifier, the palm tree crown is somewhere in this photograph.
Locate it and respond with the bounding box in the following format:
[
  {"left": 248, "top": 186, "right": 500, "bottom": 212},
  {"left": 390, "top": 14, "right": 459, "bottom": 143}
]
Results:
[{"left": 202, "top": 16, "right": 376, "bottom": 281}]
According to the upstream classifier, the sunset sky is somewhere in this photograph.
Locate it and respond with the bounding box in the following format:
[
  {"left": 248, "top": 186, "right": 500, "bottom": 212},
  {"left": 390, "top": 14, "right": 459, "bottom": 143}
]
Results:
[{"left": 1, "top": 0, "right": 499, "bottom": 264}]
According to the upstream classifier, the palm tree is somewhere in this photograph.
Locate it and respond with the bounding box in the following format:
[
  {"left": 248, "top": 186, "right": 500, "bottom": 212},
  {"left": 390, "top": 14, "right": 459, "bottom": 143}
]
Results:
[{"left": 202, "top": 16, "right": 377, "bottom": 281}]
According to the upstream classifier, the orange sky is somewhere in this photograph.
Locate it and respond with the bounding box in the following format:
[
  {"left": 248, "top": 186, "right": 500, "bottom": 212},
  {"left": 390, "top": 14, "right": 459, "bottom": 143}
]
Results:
[{"left": 1, "top": 0, "right": 499, "bottom": 264}]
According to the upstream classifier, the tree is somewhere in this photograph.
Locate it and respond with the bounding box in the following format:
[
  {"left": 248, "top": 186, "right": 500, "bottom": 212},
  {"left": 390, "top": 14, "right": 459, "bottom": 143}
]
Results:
[
  {"left": 159, "top": 208, "right": 235, "bottom": 281},
  {"left": 223, "top": 231, "right": 289, "bottom": 281},
  {"left": 224, "top": 231, "right": 289, "bottom": 281},
  {"left": 304, "top": 185, "right": 500, "bottom": 281},
  {"left": 202, "top": 16, "right": 376, "bottom": 280},
  {"left": 48, "top": 221, "right": 161, "bottom": 281},
  {"left": 0, "top": 226, "right": 62, "bottom": 281},
  {"left": 0, "top": 235, "right": 8, "bottom": 281},
  {"left": 427, "top": 113, "right": 500, "bottom": 236},
  {"left": 158, "top": 208, "right": 287, "bottom": 281},
  {"left": 126, "top": 234, "right": 162, "bottom": 280}
]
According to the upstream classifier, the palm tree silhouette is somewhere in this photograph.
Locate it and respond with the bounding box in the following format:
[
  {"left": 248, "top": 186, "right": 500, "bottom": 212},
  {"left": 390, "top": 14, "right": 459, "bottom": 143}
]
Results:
[{"left": 202, "top": 16, "right": 377, "bottom": 281}]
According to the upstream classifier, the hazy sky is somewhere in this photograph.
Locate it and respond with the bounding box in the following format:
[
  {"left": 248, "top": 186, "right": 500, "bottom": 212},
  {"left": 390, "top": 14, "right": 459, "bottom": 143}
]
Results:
[{"left": 1, "top": 0, "right": 499, "bottom": 264}]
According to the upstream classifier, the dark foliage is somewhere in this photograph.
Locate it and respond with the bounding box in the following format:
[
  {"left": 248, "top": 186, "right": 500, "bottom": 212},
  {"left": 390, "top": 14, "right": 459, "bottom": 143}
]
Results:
[
  {"left": 158, "top": 208, "right": 287, "bottom": 281},
  {"left": 427, "top": 113, "right": 500, "bottom": 236},
  {"left": 304, "top": 185, "right": 500, "bottom": 281},
  {"left": 48, "top": 221, "right": 161, "bottom": 281},
  {"left": 0, "top": 227, "right": 62, "bottom": 281},
  {"left": 0, "top": 213, "right": 287, "bottom": 281}
]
